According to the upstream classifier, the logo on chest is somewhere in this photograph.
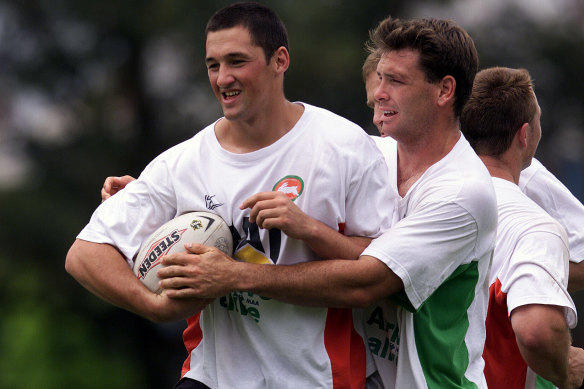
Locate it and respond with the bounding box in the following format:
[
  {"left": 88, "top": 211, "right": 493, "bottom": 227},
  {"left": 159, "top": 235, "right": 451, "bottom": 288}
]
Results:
[{"left": 273, "top": 175, "right": 304, "bottom": 201}]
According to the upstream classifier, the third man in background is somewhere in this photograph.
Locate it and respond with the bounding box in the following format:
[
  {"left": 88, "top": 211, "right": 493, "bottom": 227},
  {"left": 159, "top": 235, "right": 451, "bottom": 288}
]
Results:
[{"left": 460, "top": 66, "right": 584, "bottom": 389}]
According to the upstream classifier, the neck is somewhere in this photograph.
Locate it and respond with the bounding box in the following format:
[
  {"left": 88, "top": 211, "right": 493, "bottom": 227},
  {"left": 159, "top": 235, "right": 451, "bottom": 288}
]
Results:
[
  {"left": 217, "top": 99, "right": 304, "bottom": 153},
  {"left": 479, "top": 155, "right": 520, "bottom": 184},
  {"left": 396, "top": 123, "right": 461, "bottom": 196}
]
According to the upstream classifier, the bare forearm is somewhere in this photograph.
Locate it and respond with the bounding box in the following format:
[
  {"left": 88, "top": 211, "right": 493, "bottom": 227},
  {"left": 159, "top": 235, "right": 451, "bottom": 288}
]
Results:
[
  {"left": 65, "top": 239, "right": 207, "bottom": 322},
  {"left": 302, "top": 219, "right": 372, "bottom": 260},
  {"left": 66, "top": 240, "right": 146, "bottom": 309},
  {"left": 234, "top": 255, "right": 402, "bottom": 308}
]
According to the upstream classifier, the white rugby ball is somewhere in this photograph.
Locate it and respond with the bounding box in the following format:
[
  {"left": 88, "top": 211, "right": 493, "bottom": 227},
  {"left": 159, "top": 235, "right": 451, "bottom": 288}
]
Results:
[{"left": 133, "top": 211, "right": 233, "bottom": 294}]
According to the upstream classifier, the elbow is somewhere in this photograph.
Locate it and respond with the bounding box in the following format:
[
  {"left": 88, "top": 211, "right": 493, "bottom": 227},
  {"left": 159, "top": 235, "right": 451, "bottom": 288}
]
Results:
[
  {"left": 511, "top": 305, "right": 569, "bottom": 352},
  {"left": 342, "top": 256, "right": 402, "bottom": 308},
  {"left": 515, "top": 321, "right": 568, "bottom": 356},
  {"left": 65, "top": 246, "right": 77, "bottom": 275},
  {"left": 347, "top": 286, "right": 391, "bottom": 308},
  {"left": 65, "top": 241, "right": 84, "bottom": 278},
  {"left": 346, "top": 272, "right": 403, "bottom": 308},
  {"left": 349, "top": 291, "right": 377, "bottom": 309},
  {"left": 515, "top": 328, "right": 550, "bottom": 353}
]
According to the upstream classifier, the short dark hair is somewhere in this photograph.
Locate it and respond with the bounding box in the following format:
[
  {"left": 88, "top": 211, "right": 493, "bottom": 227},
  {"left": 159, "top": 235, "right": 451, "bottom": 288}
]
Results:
[
  {"left": 368, "top": 17, "right": 478, "bottom": 118},
  {"left": 205, "top": 2, "right": 289, "bottom": 63},
  {"left": 461, "top": 67, "right": 536, "bottom": 156}
]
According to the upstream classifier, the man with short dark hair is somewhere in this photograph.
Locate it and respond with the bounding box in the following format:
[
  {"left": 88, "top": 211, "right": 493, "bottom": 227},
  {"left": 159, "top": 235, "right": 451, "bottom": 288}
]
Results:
[
  {"left": 461, "top": 66, "right": 584, "bottom": 389},
  {"left": 66, "top": 3, "right": 392, "bottom": 388},
  {"left": 362, "top": 42, "right": 584, "bottom": 295}
]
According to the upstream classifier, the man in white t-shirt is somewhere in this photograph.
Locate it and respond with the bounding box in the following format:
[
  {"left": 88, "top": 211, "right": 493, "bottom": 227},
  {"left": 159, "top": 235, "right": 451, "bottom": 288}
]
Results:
[
  {"left": 66, "top": 3, "right": 393, "bottom": 389},
  {"left": 461, "top": 66, "right": 584, "bottom": 388},
  {"left": 167, "top": 16, "right": 498, "bottom": 388},
  {"left": 362, "top": 51, "right": 584, "bottom": 295},
  {"left": 365, "top": 51, "right": 584, "bottom": 295}
]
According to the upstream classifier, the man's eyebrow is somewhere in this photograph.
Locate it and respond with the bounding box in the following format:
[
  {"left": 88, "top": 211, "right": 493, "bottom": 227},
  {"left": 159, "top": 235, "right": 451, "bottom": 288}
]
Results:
[{"left": 206, "top": 52, "right": 251, "bottom": 63}]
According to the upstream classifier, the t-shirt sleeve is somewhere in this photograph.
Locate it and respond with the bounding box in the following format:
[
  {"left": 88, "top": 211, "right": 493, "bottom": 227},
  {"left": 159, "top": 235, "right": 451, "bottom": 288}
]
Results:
[
  {"left": 77, "top": 157, "right": 178, "bottom": 266},
  {"left": 362, "top": 201, "right": 479, "bottom": 311},
  {"left": 520, "top": 162, "right": 584, "bottom": 263},
  {"left": 342, "top": 141, "right": 394, "bottom": 239},
  {"left": 504, "top": 230, "right": 577, "bottom": 328}
]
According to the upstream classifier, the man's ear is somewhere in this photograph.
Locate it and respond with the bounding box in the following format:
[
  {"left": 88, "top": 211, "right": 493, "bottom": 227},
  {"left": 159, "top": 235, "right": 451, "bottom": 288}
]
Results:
[
  {"left": 516, "top": 122, "right": 529, "bottom": 148},
  {"left": 436, "top": 75, "right": 456, "bottom": 107},
  {"left": 272, "top": 46, "right": 290, "bottom": 75}
]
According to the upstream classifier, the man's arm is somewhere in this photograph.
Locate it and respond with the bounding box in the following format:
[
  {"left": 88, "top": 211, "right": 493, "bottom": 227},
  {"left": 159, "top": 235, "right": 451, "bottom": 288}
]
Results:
[
  {"left": 234, "top": 254, "right": 402, "bottom": 307},
  {"left": 65, "top": 239, "right": 210, "bottom": 322},
  {"left": 511, "top": 304, "right": 574, "bottom": 388},
  {"left": 568, "top": 262, "right": 584, "bottom": 292},
  {"left": 241, "top": 191, "right": 372, "bottom": 260},
  {"left": 103, "top": 186, "right": 371, "bottom": 260},
  {"left": 159, "top": 243, "right": 403, "bottom": 308}
]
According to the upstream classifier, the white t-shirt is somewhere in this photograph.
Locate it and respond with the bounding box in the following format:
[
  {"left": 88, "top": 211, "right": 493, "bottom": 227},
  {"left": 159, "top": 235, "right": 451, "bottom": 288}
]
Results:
[
  {"left": 362, "top": 134, "right": 497, "bottom": 389},
  {"left": 519, "top": 158, "right": 584, "bottom": 263},
  {"left": 78, "top": 103, "right": 394, "bottom": 389},
  {"left": 483, "top": 177, "right": 576, "bottom": 389},
  {"left": 371, "top": 136, "right": 400, "bottom": 225}
]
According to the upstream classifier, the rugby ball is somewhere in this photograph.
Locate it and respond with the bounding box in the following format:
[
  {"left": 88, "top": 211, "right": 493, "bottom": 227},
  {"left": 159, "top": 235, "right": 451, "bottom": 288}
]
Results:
[{"left": 133, "top": 211, "right": 233, "bottom": 293}]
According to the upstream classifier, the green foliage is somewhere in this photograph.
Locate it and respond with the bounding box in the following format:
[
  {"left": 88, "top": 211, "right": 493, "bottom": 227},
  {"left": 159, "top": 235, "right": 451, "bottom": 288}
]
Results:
[{"left": 0, "top": 267, "right": 145, "bottom": 389}]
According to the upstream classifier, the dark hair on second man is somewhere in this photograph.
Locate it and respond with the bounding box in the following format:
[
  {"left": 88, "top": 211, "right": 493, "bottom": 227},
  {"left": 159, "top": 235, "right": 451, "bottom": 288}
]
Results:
[
  {"left": 461, "top": 67, "right": 537, "bottom": 156},
  {"left": 368, "top": 17, "right": 478, "bottom": 118},
  {"left": 206, "top": 2, "right": 289, "bottom": 63}
]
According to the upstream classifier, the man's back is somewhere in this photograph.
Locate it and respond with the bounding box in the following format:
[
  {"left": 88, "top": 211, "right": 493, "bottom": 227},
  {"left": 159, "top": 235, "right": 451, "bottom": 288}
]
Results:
[{"left": 484, "top": 177, "right": 576, "bottom": 389}]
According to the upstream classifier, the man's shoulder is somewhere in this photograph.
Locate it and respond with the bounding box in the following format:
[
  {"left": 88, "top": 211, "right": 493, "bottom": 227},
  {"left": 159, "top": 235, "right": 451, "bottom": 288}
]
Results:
[
  {"left": 299, "top": 103, "right": 380, "bottom": 152},
  {"left": 411, "top": 140, "right": 497, "bottom": 230},
  {"left": 495, "top": 178, "right": 566, "bottom": 237},
  {"left": 301, "top": 103, "right": 363, "bottom": 131},
  {"left": 421, "top": 140, "right": 493, "bottom": 202}
]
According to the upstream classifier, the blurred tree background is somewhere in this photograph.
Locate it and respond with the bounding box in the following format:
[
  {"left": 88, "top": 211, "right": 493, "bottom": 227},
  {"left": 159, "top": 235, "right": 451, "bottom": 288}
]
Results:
[{"left": 0, "top": 0, "right": 583, "bottom": 387}]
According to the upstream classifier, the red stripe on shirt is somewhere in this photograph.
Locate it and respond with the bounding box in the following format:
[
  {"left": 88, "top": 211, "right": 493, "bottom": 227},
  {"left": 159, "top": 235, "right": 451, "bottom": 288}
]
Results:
[
  {"left": 483, "top": 279, "right": 528, "bottom": 388},
  {"left": 180, "top": 313, "right": 203, "bottom": 377},
  {"left": 324, "top": 308, "right": 366, "bottom": 388}
]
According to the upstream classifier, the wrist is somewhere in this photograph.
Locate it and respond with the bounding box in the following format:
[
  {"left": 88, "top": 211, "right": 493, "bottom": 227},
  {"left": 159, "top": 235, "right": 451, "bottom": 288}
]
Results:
[
  {"left": 233, "top": 261, "right": 263, "bottom": 292},
  {"left": 300, "top": 217, "right": 323, "bottom": 244}
]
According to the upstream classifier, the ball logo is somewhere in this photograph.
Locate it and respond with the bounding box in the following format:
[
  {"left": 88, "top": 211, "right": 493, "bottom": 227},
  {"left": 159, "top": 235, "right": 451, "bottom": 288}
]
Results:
[
  {"left": 214, "top": 236, "right": 231, "bottom": 254},
  {"left": 273, "top": 175, "right": 304, "bottom": 201},
  {"left": 136, "top": 229, "right": 186, "bottom": 279}
]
